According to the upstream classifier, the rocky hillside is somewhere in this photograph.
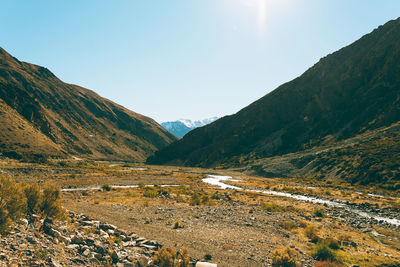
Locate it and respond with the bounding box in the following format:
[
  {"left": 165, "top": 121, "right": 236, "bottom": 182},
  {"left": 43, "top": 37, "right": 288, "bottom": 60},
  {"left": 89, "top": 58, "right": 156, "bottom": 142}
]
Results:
[
  {"left": 161, "top": 117, "right": 218, "bottom": 138},
  {"left": 147, "top": 18, "right": 400, "bottom": 185},
  {"left": 0, "top": 47, "right": 176, "bottom": 161}
]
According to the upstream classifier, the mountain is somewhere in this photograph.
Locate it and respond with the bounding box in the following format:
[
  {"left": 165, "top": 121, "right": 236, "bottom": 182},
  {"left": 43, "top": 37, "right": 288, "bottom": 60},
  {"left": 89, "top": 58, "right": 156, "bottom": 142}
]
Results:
[
  {"left": 147, "top": 18, "right": 400, "bottom": 186},
  {"left": 0, "top": 47, "right": 177, "bottom": 162},
  {"left": 161, "top": 117, "right": 218, "bottom": 138}
]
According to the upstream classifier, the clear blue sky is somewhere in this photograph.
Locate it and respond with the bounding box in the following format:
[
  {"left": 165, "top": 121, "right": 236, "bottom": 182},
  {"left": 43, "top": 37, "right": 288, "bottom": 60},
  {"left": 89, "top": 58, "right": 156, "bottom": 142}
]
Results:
[{"left": 1, "top": 1, "right": 399, "bottom": 122}]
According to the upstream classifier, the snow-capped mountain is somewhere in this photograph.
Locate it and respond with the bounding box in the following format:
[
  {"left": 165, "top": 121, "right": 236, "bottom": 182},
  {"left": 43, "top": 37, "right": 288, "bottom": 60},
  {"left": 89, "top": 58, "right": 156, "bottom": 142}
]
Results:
[{"left": 161, "top": 117, "right": 218, "bottom": 138}]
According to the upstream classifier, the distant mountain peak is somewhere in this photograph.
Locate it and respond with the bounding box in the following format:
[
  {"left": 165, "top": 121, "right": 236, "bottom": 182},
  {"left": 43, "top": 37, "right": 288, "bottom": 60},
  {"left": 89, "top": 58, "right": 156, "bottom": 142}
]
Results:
[{"left": 161, "top": 117, "right": 218, "bottom": 138}]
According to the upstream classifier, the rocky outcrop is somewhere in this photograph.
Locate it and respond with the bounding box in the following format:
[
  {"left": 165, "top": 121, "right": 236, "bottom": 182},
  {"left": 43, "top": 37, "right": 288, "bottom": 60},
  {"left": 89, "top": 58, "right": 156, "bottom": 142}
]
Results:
[{"left": 0, "top": 211, "right": 164, "bottom": 266}]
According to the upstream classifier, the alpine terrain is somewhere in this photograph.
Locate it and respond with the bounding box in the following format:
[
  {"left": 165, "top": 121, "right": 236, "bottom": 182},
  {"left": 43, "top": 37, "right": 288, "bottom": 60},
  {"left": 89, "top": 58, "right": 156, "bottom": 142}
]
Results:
[
  {"left": 0, "top": 47, "right": 177, "bottom": 162},
  {"left": 148, "top": 18, "right": 400, "bottom": 187},
  {"left": 161, "top": 117, "right": 218, "bottom": 138}
]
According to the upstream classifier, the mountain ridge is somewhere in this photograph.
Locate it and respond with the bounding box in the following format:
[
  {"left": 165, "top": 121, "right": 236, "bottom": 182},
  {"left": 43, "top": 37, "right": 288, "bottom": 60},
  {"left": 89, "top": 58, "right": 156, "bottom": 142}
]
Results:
[
  {"left": 161, "top": 117, "right": 218, "bottom": 138},
  {"left": 147, "top": 18, "right": 400, "bottom": 185},
  {"left": 0, "top": 47, "right": 177, "bottom": 161}
]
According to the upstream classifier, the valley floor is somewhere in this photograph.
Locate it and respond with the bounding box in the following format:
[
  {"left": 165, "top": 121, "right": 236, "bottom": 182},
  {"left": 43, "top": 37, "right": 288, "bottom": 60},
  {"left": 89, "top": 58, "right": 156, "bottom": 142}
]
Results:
[{"left": 1, "top": 159, "right": 400, "bottom": 266}]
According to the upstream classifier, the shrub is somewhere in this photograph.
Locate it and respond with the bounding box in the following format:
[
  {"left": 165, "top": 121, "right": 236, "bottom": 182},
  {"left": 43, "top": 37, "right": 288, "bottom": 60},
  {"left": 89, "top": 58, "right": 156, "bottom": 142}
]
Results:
[
  {"left": 189, "top": 193, "right": 201, "bottom": 206},
  {"left": 305, "top": 225, "right": 320, "bottom": 243},
  {"left": 101, "top": 184, "right": 112, "bottom": 191},
  {"left": 311, "top": 240, "right": 338, "bottom": 262},
  {"left": 173, "top": 220, "right": 184, "bottom": 229},
  {"left": 313, "top": 209, "right": 325, "bottom": 218},
  {"left": 315, "top": 261, "right": 340, "bottom": 267},
  {"left": 153, "top": 246, "right": 190, "bottom": 267},
  {"left": 143, "top": 187, "right": 158, "bottom": 198},
  {"left": 324, "top": 238, "right": 340, "bottom": 250},
  {"left": 0, "top": 176, "right": 27, "bottom": 233},
  {"left": 281, "top": 220, "right": 297, "bottom": 230},
  {"left": 24, "top": 184, "right": 42, "bottom": 214},
  {"left": 271, "top": 247, "right": 300, "bottom": 267},
  {"left": 261, "top": 201, "right": 287, "bottom": 212},
  {"left": 41, "top": 184, "right": 64, "bottom": 219}
]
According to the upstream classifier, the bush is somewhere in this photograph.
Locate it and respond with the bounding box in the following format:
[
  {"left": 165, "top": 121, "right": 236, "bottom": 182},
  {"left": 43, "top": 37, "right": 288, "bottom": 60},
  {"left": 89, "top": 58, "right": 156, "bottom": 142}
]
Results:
[
  {"left": 101, "top": 184, "right": 112, "bottom": 191},
  {"left": 173, "top": 220, "right": 184, "bottom": 229},
  {"left": 153, "top": 246, "right": 190, "bottom": 267},
  {"left": 143, "top": 187, "right": 158, "bottom": 198},
  {"left": 261, "top": 201, "right": 285, "bottom": 212},
  {"left": 0, "top": 176, "right": 65, "bottom": 233},
  {"left": 305, "top": 225, "right": 320, "bottom": 243},
  {"left": 24, "top": 184, "right": 42, "bottom": 214},
  {"left": 0, "top": 176, "right": 27, "bottom": 233},
  {"left": 324, "top": 238, "right": 340, "bottom": 250},
  {"left": 315, "top": 261, "right": 340, "bottom": 267},
  {"left": 281, "top": 220, "right": 297, "bottom": 230},
  {"left": 271, "top": 247, "right": 300, "bottom": 267},
  {"left": 313, "top": 209, "right": 325, "bottom": 218},
  {"left": 41, "top": 184, "right": 64, "bottom": 219},
  {"left": 311, "top": 241, "right": 338, "bottom": 262}
]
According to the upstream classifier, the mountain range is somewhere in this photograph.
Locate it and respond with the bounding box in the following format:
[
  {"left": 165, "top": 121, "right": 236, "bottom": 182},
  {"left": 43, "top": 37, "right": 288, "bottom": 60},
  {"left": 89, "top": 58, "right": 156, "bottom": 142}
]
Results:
[
  {"left": 0, "top": 47, "right": 176, "bottom": 162},
  {"left": 147, "top": 18, "right": 400, "bottom": 187},
  {"left": 161, "top": 117, "right": 218, "bottom": 138}
]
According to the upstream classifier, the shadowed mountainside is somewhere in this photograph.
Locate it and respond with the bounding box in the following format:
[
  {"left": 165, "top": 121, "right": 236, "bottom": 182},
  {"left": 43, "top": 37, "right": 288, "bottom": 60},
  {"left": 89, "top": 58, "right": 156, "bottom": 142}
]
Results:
[
  {"left": 148, "top": 18, "right": 400, "bottom": 185},
  {"left": 0, "top": 47, "right": 176, "bottom": 161}
]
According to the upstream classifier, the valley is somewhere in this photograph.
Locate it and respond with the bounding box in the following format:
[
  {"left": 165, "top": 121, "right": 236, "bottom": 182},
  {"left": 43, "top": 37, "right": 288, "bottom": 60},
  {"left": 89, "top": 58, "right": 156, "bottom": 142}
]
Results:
[{"left": 2, "top": 158, "right": 399, "bottom": 266}]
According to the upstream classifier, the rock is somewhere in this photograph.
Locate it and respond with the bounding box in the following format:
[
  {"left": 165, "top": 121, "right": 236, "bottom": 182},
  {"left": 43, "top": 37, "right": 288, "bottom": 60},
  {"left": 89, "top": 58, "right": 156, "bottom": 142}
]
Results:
[
  {"left": 111, "top": 250, "right": 119, "bottom": 263},
  {"left": 123, "top": 241, "right": 136, "bottom": 247},
  {"left": 82, "top": 249, "right": 91, "bottom": 257},
  {"left": 107, "top": 229, "right": 115, "bottom": 235},
  {"left": 195, "top": 262, "right": 217, "bottom": 267},
  {"left": 66, "top": 244, "right": 79, "bottom": 250},
  {"left": 71, "top": 234, "right": 85, "bottom": 245},
  {"left": 48, "top": 258, "right": 62, "bottom": 267},
  {"left": 85, "top": 237, "right": 95, "bottom": 245},
  {"left": 136, "top": 256, "right": 149, "bottom": 267},
  {"left": 100, "top": 223, "right": 117, "bottom": 231},
  {"left": 26, "top": 236, "right": 38, "bottom": 244}
]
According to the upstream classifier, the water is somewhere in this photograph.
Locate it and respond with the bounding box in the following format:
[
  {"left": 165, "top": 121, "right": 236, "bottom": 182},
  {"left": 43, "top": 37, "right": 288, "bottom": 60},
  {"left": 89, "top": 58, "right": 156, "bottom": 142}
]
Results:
[{"left": 202, "top": 175, "right": 400, "bottom": 227}]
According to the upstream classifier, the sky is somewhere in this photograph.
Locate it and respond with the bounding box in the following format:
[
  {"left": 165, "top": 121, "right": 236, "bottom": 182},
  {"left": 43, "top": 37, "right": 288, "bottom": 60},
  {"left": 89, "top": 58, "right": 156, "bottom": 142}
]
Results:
[{"left": 1, "top": 1, "right": 399, "bottom": 123}]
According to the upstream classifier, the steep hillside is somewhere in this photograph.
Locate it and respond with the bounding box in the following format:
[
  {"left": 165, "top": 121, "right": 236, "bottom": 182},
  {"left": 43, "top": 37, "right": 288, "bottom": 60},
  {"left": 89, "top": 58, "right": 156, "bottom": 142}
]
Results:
[
  {"left": 0, "top": 47, "right": 176, "bottom": 161},
  {"left": 161, "top": 117, "right": 218, "bottom": 138},
  {"left": 148, "top": 18, "right": 400, "bottom": 184}
]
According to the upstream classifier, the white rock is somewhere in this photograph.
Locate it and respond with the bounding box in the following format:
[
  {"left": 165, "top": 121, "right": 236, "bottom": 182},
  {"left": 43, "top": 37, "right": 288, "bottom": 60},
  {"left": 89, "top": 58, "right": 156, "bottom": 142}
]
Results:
[{"left": 195, "top": 262, "right": 217, "bottom": 267}]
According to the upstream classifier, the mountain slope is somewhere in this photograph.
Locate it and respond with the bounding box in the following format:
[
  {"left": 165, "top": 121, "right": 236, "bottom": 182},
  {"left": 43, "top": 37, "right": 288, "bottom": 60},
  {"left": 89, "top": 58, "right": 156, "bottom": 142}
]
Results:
[
  {"left": 147, "top": 18, "right": 400, "bottom": 176},
  {"left": 161, "top": 117, "right": 218, "bottom": 138},
  {"left": 0, "top": 47, "right": 177, "bottom": 161}
]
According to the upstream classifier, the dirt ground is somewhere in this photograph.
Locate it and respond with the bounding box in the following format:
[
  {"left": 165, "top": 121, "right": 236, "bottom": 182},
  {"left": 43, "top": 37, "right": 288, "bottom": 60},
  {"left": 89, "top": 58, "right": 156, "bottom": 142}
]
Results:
[{"left": 2, "top": 159, "right": 400, "bottom": 266}]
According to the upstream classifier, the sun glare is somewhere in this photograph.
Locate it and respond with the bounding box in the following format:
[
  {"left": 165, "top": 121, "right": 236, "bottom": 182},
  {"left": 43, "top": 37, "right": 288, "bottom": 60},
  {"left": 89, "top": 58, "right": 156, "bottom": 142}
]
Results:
[{"left": 239, "top": 0, "right": 295, "bottom": 36}]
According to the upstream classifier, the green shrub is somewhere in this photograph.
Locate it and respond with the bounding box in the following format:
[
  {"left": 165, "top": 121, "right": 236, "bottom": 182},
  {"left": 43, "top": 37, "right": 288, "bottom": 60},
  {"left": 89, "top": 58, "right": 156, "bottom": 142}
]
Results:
[
  {"left": 101, "top": 184, "right": 112, "bottom": 191},
  {"left": 189, "top": 193, "right": 201, "bottom": 206},
  {"left": 24, "top": 184, "right": 42, "bottom": 214},
  {"left": 313, "top": 209, "right": 325, "bottom": 218},
  {"left": 271, "top": 247, "right": 300, "bottom": 267},
  {"left": 311, "top": 240, "right": 338, "bottom": 262},
  {"left": 41, "top": 184, "right": 64, "bottom": 219},
  {"left": 261, "top": 201, "right": 285, "bottom": 212},
  {"left": 143, "top": 187, "right": 158, "bottom": 198},
  {"left": 0, "top": 176, "right": 27, "bottom": 233},
  {"left": 305, "top": 225, "right": 320, "bottom": 243},
  {"left": 315, "top": 261, "right": 340, "bottom": 267},
  {"left": 324, "top": 238, "right": 340, "bottom": 250}
]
